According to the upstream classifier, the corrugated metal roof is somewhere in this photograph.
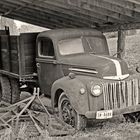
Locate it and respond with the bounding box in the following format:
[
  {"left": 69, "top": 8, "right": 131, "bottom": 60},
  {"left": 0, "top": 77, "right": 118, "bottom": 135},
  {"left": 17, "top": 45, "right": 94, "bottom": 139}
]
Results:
[{"left": 0, "top": 0, "right": 140, "bottom": 32}]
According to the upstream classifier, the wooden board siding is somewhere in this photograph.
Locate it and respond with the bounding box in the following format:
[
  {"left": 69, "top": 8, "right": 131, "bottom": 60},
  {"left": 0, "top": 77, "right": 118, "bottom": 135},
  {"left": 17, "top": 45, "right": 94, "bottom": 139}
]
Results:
[
  {"left": 10, "top": 36, "right": 19, "bottom": 74},
  {"left": 0, "top": 30, "right": 7, "bottom": 36},
  {"left": 0, "top": 30, "right": 9, "bottom": 69},
  {"left": 19, "top": 33, "right": 38, "bottom": 76},
  {"left": 0, "top": 32, "right": 38, "bottom": 79},
  {"left": 1, "top": 0, "right": 140, "bottom": 31},
  {"left": 0, "top": 35, "right": 11, "bottom": 71}
]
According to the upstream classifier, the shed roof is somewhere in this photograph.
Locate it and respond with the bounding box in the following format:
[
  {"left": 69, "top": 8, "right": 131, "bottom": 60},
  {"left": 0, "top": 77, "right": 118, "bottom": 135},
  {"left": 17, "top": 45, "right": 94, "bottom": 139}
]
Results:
[{"left": 1, "top": 0, "right": 140, "bottom": 32}]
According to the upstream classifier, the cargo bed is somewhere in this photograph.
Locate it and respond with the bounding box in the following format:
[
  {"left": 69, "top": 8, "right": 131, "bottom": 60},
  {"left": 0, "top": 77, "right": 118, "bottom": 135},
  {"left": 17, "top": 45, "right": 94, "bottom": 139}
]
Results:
[{"left": 0, "top": 32, "right": 38, "bottom": 82}]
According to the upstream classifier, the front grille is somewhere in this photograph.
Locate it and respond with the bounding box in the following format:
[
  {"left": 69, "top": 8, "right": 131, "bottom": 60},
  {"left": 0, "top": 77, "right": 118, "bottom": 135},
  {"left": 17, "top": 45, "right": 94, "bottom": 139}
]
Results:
[{"left": 103, "top": 79, "right": 139, "bottom": 110}]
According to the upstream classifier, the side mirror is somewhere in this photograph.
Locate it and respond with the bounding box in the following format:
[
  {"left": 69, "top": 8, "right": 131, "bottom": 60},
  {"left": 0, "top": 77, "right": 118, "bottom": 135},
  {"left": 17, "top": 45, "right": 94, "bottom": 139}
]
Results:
[{"left": 112, "top": 49, "right": 122, "bottom": 57}]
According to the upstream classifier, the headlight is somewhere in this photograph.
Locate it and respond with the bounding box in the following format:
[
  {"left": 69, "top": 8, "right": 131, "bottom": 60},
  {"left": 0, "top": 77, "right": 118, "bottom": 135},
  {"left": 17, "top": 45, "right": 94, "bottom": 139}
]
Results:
[{"left": 91, "top": 85, "right": 102, "bottom": 96}]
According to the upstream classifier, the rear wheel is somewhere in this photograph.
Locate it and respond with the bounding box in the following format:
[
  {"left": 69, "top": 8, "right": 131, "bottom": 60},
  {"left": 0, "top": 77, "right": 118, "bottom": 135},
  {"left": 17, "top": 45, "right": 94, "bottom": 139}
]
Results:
[
  {"left": 58, "top": 93, "right": 87, "bottom": 130},
  {"left": 10, "top": 78, "right": 20, "bottom": 104},
  {"left": 0, "top": 75, "right": 11, "bottom": 103}
]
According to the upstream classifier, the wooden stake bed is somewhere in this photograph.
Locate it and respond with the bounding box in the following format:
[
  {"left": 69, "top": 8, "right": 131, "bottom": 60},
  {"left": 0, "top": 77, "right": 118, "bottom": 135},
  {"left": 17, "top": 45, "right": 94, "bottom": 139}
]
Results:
[{"left": 0, "top": 32, "right": 38, "bottom": 82}]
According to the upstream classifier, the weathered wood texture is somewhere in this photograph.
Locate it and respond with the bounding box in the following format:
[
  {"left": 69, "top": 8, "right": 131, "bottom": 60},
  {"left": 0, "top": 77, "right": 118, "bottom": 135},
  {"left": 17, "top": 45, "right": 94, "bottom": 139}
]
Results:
[
  {"left": 0, "top": 33, "right": 38, "bottom": 77},
  {"left": 0, "top": 29, "right": 9, "bottom": 69},
  {"left": 117, "top": 30, "right": 126, "bottom": 59},
  {"left": 1, "top": 0, "right": 140, "bottom": 31},
  {"left": 0, "top": 35, "right": 11, "bottom": 71},
  {"left": 19, "top": 33, "right": 38, "bottom": 76}
]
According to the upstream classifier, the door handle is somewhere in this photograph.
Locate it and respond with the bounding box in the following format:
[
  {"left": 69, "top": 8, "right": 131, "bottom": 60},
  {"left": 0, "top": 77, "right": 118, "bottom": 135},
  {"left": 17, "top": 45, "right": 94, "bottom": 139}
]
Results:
[{"left": 36, "top": 63, "right": 40, "bottom": 68}]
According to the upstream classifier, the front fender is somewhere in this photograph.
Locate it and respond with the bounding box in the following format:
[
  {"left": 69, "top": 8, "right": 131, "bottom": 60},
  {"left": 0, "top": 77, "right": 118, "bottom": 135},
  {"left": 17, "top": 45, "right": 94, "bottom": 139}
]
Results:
[{"left": 51, "top": 76, "right": 89, "bottom": 115}]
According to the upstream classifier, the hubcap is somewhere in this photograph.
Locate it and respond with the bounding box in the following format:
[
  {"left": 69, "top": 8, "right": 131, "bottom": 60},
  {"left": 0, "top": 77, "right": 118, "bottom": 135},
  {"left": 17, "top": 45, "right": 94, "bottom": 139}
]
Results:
[{"left": 61, "top": 99, "right": 76, "bottom": 127}]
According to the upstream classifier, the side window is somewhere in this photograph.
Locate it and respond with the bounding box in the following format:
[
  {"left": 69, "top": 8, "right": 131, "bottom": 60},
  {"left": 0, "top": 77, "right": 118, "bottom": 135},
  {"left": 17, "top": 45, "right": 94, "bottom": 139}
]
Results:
[{"left": 38, "top": 38, "right": 54, "bottom": 58}]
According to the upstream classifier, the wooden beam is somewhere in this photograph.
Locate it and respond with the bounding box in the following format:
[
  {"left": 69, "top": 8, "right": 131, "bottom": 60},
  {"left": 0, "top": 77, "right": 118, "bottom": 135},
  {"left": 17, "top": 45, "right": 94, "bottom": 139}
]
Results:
[
  {"left": 0, "top": 6, "right": 82, "bottom": 29},
  {"left": 125, "top": 0, "right": 140, "bottom": 10},
  {"left": 20, "top": 8, "right": 84, "bottom": 28},
  {"left": 3, "top": 0, "right": 106, "bottom": 26},
  {"left": 42, "top": 0, "right": 123, "bottom": 24},
  {"left": 0, "top": 9, "right": 63, "bottom": 29},
  {"left": 103, "top": 0, "right": 140, "bottom": 13},
  {"left": 2, "top": 0, "right": 140, "bottom": 29},
  {"left": 82, "top": 0, "right": 140, "bottom": 21},
  {"left": 66, "top": 0, "right": 132, "bottom": 23},
  {"left": 0, "top": 0, "right": 95, "bottom": 27},
  {"left": 1, "top": 0, "right": 140, "bottom": 32},
  {"left": 99, "top": 22, "right": 140, "bottom": 32},
  {"left": 19, "top": 0, "right": 127, "bottom": 25},
  {"left": 117, "top": 30, "right": 125, "bottom": 59},
  {"left": 4, "top": 15, "right": 56, "bottom": 29}
]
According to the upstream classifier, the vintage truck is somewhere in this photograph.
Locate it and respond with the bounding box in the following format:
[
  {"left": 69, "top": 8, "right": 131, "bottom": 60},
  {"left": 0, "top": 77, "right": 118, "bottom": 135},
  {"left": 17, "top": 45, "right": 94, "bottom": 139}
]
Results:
[{"left": 0, "top": 28, "right": 140, "bottom": 130}]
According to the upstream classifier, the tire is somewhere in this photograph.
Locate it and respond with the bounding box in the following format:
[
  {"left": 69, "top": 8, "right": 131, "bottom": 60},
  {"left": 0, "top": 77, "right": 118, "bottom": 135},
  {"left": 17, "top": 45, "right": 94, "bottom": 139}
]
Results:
[
  {"left": 10, "top": 78, "right": 20, "bottom": 104},
  {"left": 58, "top": 92, "right": 87, "bottom": 130},
  {"left": 0, "top": 75, "right": 11, "bottom": 103}
]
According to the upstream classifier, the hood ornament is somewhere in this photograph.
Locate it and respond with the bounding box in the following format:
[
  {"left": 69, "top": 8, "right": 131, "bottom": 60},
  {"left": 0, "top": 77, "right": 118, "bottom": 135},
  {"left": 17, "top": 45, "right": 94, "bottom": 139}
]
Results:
[{"left": 103, "top": 74, "right": 129, "bottom": 81}]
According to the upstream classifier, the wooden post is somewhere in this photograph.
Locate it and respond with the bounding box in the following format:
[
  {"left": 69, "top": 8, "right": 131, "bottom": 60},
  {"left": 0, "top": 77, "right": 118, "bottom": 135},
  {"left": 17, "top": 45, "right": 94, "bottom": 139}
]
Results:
[{"left": 117, "top": 30, "right": 125, "bottom": 59}]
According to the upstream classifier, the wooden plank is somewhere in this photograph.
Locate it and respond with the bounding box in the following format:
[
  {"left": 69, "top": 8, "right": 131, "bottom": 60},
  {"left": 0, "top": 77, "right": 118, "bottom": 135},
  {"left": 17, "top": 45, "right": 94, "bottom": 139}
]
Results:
[
  {"left": 100, "top": 22, "right": 140, "bottom": 32},
  {"left": 0, "top": 7, "right": 65, "bottom": 29},
  {"left": 19, "top": 34, "right": 25, "bottom": 76},
  {"left": 0, "top": 8, "right": 74, "bottom": 28},
  {"left": 19, "top": 33, "right": 38, "bottom": 76},
  {"left": 0, "top": 0, "right": 97, "bottom": 27},
  {"left": 103, "top": 0, "right": 140, "bottom": 13},
  {"left": 0, "top": 37, "right": 1, "bottom": 69},
  {"left": 67, "top": 0, "right": 131, "bottom": 23},
  {"left": 84, "top": 0, "right": 140, "bottom": 21},
  {"left": 50, "top": 0, "right": 137, "bottom": 22},
  {"left": 1, "top": 0, "right": 140, "bottom": 31},
  {"left": 0, "top": 30, "right": 7, "bottom": 35},
  {"left": 0, "top": 70, "right": 19, "bottom": 78},
  {"left": 117, "top": 30, "right": 125, "bottom": 59},
  {"left": 11, "top": 0, "right": 106, "bottom": 24},
  {"left": 29, "top": 0, "right": 118, "bottom": 24},
  {"left": 10, "top": 36, "right": 19, "bottom": 74},
  {"left": 5, "top": 14, "right": 59, "bottom": 29},
  {"left": 0, "top": 29, "right": 9, "bottom": 69},
  {"left": 0, "top": 1, "right": 82, "bottom": 27},
  {"left": 0, "top": 35, "right": 11, "bottom": 71}
]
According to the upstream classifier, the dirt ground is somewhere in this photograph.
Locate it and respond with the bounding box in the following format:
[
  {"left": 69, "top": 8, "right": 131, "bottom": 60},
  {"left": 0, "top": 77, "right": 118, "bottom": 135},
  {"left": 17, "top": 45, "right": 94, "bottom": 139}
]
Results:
[{"left": 1, "top": 33, "right": 140, "bottom": 140}]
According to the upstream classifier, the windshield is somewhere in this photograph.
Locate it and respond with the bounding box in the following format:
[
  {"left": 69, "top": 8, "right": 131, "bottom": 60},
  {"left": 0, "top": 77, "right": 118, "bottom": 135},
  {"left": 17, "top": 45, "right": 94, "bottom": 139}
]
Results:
[
  {"left": 58, "top": 38, "right": 84, "bottom": 55},
  {"left": 84, "top": 36, "right": 108, "bottom": 55},
  {"left": 58, "top": 36, "right": 108, "bottom": 56}
]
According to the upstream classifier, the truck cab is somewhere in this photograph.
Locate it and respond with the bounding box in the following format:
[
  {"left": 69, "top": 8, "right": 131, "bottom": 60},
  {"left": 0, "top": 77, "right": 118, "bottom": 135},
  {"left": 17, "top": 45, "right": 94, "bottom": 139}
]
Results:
[
  {"left": 36, "top": 29, "right": 111, "bottom": 96},
  {"left": 36, "top": 29, "right": 140, "bottom": 130}
]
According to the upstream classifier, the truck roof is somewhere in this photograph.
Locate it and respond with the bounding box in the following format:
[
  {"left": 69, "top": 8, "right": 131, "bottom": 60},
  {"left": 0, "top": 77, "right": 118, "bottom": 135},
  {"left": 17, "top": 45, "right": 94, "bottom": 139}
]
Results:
[{"left": 37, "top": 28, "right": 104, "bottom": 42}]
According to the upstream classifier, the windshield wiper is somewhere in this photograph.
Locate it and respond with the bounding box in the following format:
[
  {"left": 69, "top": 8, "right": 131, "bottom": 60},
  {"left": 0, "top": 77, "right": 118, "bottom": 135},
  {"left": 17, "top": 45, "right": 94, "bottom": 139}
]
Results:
[{"left": 85, "top": 37, "right": 95, "bottom": 54}]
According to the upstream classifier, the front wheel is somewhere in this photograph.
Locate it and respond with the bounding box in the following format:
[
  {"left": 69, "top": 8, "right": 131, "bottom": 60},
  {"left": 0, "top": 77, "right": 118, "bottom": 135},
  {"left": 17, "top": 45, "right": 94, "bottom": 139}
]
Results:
[{"left": 58, "top": 93, "right": 87, "bottom": 130}]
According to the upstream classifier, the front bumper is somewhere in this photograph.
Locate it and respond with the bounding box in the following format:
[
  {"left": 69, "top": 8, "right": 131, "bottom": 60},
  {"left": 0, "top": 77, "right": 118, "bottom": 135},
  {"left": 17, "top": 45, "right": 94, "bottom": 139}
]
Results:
[{"left": 85, "top": 104, "right": 140, "bottom": 119}]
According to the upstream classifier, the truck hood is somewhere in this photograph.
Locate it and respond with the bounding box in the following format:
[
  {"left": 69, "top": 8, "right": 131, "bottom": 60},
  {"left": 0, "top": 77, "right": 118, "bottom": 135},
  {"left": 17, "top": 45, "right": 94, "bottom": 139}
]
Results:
[{"left": 60, "top": 54, "right": 129, "bottom": 80}]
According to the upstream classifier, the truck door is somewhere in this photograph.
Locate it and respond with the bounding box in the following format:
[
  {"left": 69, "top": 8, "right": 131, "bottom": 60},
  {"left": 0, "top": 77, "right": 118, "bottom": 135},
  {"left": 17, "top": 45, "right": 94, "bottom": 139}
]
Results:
[{"left": 36, "top": 37, "right": 63, "bottom": 96}]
